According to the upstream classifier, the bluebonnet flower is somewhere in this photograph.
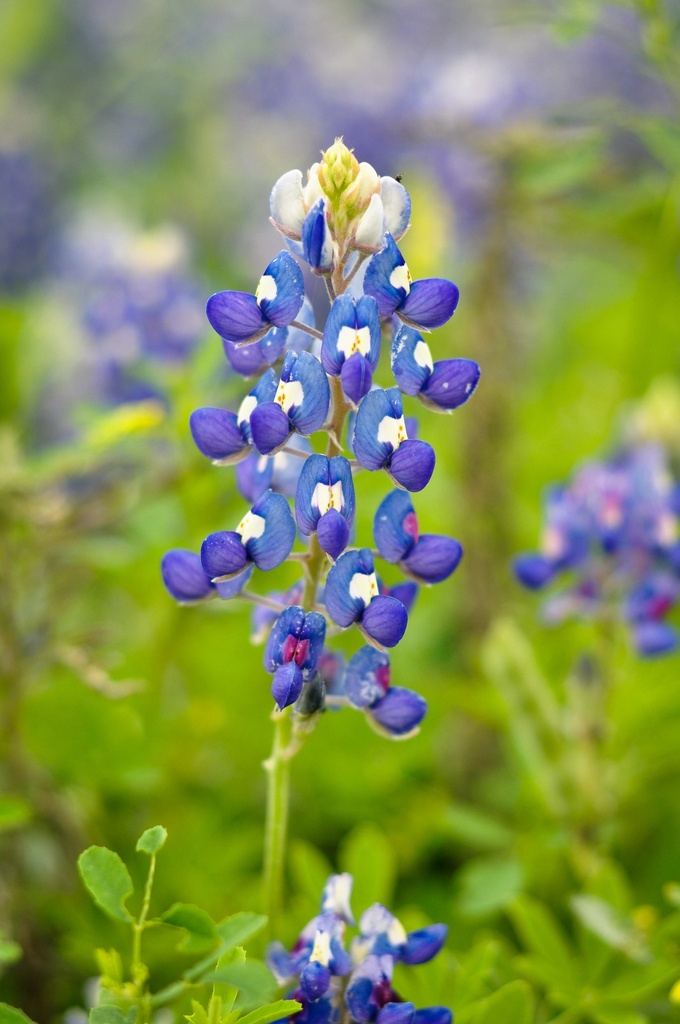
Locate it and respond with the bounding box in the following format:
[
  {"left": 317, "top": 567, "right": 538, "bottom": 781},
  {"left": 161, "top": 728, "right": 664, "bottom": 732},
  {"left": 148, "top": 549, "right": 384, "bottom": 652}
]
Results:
[
  {"left": 207, "top": 250, "right": 305, "bottom": 346},
  {"left": 161, "top": 549, "right": 253, "bottom": 603},
  {"left": 267, "top": 873, "right": 450, "bottom": 1024},
  {"left": 514, "top": 444, "right": 680, "bottom": 656},
  {"left": 163, "top": 139, "right": 478, "bottom": 734},
  {"left": 0, "top": 149, "right": 55, "bottom": 293}
]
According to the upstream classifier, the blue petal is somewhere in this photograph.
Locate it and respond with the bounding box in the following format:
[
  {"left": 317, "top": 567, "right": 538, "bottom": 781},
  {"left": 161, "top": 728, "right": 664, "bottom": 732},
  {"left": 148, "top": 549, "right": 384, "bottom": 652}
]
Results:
[
  {"left": 368, "top": 686, "right": 427, "bottom": 736},
  {"left": 363, "top": 234, "right": 409, "bottom": 318},
  {"left": 223, "top": 327, "right": 288, "bottom": 376},
  {"left": 259, "top": 251, "right": 305, "bottom": 327},
  {"left": 236, "top": 452, "right": 274, "bottom": 503},
  {"left": 513, "top": 553, "right": 555, "bottom": 589},
  {"left": 272, "top": 662, "right": 304, "bottom": 709},
  {"left": 321, "top": 295, "right": 356, "bottom": 375},
  {"left": 300, "top": 960, "right": 332, "bottom": 1002},
  {"left": 377, "top": 1004, "right": 415, "bottom": 1024},
  {"left": 355, "top": 294, "right": 382, "bottom": 370},
  {"left": 302, "top": 200, "right": 333, "bottom": 272},
  {"left": 264, "top": 606, "right": 306, "bottom": 672},
  {"left": 420, "top": 359, "right": 481, "bottom": 412},
  {"left": 386, "top": 581, "right": 419, "bottom": 613},
  {"left": 317, "top": 509, "right": 350, "bottom": 560},
  {"left": 632, "top": 619, "right": 679, "bottom": 657},
  {"left": 247, "top": 490, "right": 296, "bottom": 571},
  {"left": 206, "top": 290, "right": 268, "bottom": 343},
  {"left": 330, "top": 456, "right": 356, "bottom": 526},
  {"left": 387, "top": 440, "right": 435, "bottom": 492},
  {"left": 398, "top": 279, "right": 460, "bottom": 331},
  {"left": 401, "top": 924, "right": 447, "bottom": 965},
  {"left": 374, "top": 490, "right": 417, "bottom": 563},
  {"left": 189, "top": 407, "right": 248, "bottom": 463},
  {"left": 296, "top": 453, "right": 329, "bottom": 535},
  {"left": 283, "top": 351, "right": 331, "bottom": 435},
  {"left": 325, "top": 548, "right": 376, "bottom": 627},
  {"left": 360, "top": 595, "right": 408, "bottom": 648},
  {"left": 201, "top": 531, "right": 248, "bottom": 580},
  {"left": 250, "top": 401, "right": 293, "bottom": 456},
  {"left": 214, "top": 563, "right": 254, "bottom": 599},
  {"left": 353, "top": 388, "right": 399, "bottom": 471},
  {"left": 391, "top": 325, "right": 432, "bottom": 397},
  {"left": 266, "top": 940, "right": 296, "bottom": 985},
  {"left": 341, "top": 353, "right": 373, "bottom": 405},
  {"left": 299, "top": 611, "right": 327, "bottom": 674},
  {"left": 403, "top": 536, "right": 463, "bottom": 584},
  {"left": 161, "top": 549, "right": 213, "bottom": 603},
  {"left": 344, "top": 647, "right": 390, "bottom": 708},
  {"left": 413, "top": 1010, "right": 452, "bottom": 1024},
  {"left": 238, "top": 368, "right": 279, "bottom": 446},
  {"left": 380, "top": 177, "right": 411, "bottom": 240}
]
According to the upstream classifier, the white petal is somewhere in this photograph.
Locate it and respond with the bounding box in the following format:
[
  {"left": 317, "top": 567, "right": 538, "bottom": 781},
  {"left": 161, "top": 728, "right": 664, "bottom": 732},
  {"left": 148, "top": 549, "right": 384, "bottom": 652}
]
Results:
[{"left": 270, "top": 169, "right": 306, "bottom": 238}]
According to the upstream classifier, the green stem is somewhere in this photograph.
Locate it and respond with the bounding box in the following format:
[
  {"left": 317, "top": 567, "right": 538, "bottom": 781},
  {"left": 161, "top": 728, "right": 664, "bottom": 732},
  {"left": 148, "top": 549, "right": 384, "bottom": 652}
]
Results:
[
  {"left": 131, "top": 854, "right": 156, "bottom": 1020},
  {"left": 263, "top": 708, "right": 292, "bottom": 942}
]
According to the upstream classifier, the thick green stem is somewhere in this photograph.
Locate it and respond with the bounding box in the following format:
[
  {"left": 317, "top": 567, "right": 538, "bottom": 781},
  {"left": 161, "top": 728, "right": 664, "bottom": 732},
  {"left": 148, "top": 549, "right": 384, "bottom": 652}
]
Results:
[{"left": 263, "top": 708, "right": 292, "bottom": 941}]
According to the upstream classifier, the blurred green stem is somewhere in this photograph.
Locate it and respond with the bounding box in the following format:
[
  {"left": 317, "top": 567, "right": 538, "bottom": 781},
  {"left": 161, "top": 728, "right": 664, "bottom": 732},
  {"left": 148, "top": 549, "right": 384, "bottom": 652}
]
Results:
[{"left": 263, "top": 707, "right": 293, "bottom": 942}]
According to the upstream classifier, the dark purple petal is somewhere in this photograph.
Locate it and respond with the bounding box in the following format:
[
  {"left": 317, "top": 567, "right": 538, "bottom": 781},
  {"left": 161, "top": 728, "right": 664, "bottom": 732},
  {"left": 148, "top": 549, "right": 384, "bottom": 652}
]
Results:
[
  {"left": 341, "top": 353, "right": 373, "bottom": 405},
  {"left": 369, "top": 686, "right": 427, "bottom": 736},
  {"left": 302, "top": 200, "right": 333, "bottom": 272},
  {"left": 632, "top": 620, "right": 679, "bottom": 657},
  {"left": 344, "top": 647, "right": 390, "bottom": 708},
  {"left": 513, "top": 553, "right": 555, "bottom": 589},
  {"left": 401, "top": 924, "right": 447, "bottom": 965},
  {"left": 272, "top": 662, "right": 304, "bottom": 709},
  {"left": 206, "top": 290, "right": 268, "bottom": 343},
  {"left": 398, "top": 279, "right": 459, "bottom": 331},
  {"left": 250, "top": 401, "right": 293, "bottom": 455},
  {"left": 189, "top": 407, "right": 248, "bottom": 463},
  {"left": 300, "top": 960, "right": 331, "bottom": 1002},
  {"left": 413, "top": 1010, "right": 452, "bottom": 1024},
  {"left": 420, "top": 358, "right": 481, "bottom": 412},
  {"left": 317, "top": 508, "right": 350, "bottom": 561},
  {"left": 387, "top": 581, "right": 419, "bottom": 613},
  {"left": 161, "top": 549, "right": 213, "bottom": 603},
  {"left": 264, "top": 605, "right": 306, "bottom": 672},
  {"left": 201, "top": 531, "right": 248, "bottom": 580},
  {"left": 403, "top": 535, "right": 463, "bottom": 585},
  {"left": 387, "top": 440, "right": 435, "bottom": 492},
  {"left": 223, "top": 327, "right": 287, "bottom": 376},
  {"left": 360, "top": 595, "right": 408, "bottom": 648},
  {"left": 214, "top": 564, "right": 254, "bottom": 599}
]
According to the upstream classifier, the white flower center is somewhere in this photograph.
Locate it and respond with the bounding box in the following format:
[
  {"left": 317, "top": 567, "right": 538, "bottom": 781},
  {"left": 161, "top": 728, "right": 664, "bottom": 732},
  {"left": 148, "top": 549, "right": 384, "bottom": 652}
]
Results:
[
  {"left": 377, "top": 415, "right": 407, "bottom": 450},
  {"left": 256, "top": 274, "right": 277, "bottom": 305},
  {"left": 274, "top": 378, "right": 304, "bottom": 414},
  {"left": 310, "top": 929, "right": 332, "bottom": 967},
  {"left": 349, "top": 571, "right": 378, "bottom": 607},
  {"left": 312, "top": 481, "right": 344, "bottom": 515},
  {"left": 237, "top": 511, "right": 266, "bottom": 545},
  {"left": 337, "top": 325, "right": 371, "bottom": 359},
  {"left": 237, "top": 394, "right": 258, "bottom": 426},
  {"left": 414, "top": 339, "right": 433, "bottom": 371},
  {"left": 389, "top": 262, "right": 411, "bottom": 294}
]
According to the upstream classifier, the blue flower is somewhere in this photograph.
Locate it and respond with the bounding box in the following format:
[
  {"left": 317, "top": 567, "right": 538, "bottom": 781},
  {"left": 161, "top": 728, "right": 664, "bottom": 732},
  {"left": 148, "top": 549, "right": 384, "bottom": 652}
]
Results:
[
  {"left": 201, "top": 490, "right": 296, "bottom": 580},
  {"left": 363, "top": 235, "right": 459, "bottom": 332},
  {"left": 296, "top": 454, "right": 356, "bottom": 560},
  {"left": 264, "top": 606, "right": 327, "bottom": 709},
  {"left": 161, "top": 549, "right": 253, "bottom": 603},
  {"left": 391, "top": 325, "right": 480, "bottom": 412},
  {"left": 206, "top": 250, "right": 305, "bottom": 346},
  {"left": 189, "top": 369, "right": 278, "bottom": 463},
  {"left": 373, "top": 491, "right": 463, "bottom": 585},
  {"left": 321, "top": 295, "right": 382, "bottom": 405},
  {"left": 222, "top": 298, "right": 317, "bottom": 376},
  {"left": 324, "top": 549, "right": 407, "bottom": 648},
  {"left": 353, "top": 388, "right": 435, "bottom": 492},
  {"left": 343, "top": 647, "right": 427, "bottom": 739},
  {"left": 302, "top": 199, "right": 334, "bottom": 273},
  {"left": 250, "top": 351, "right": 331, "bottom": 456}
]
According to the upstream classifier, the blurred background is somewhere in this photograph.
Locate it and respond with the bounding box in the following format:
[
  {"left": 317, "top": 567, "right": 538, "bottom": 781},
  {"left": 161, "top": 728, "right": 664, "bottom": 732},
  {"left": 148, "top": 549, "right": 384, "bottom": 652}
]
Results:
[{"left": 1, "top": 0, "right": 680, "bottom": 1019}]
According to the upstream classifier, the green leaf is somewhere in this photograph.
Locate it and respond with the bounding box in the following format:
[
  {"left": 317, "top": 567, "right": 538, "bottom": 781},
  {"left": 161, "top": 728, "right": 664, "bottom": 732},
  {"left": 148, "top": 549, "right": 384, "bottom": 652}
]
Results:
[
  {"left": 216, "top": 912, "right": 268, "bottom": 951},
  {"left": 570, "top": 896, "right": 650, "bottom": 963},
  {"left": 507, "top": 894, "right": 580, "bottom": 996},
  {"left": 456, "top": 856, "right": 524, "bottom": 917},
  {"left": 0, "top": 940, "right": 21, "bottom": 966},
  {"left": 161, "top": 903, "right": 218, "bottom": 953},
  {"left": 443, "top": 803, "right": 513, "bottom": 852},
  {"left": 599, "top": 959, "right": 678, "bottom": 1002},
  {"left": 0, "top": 1005, "right": 37, "bottom": 1024},
  {"left": 78, "top": 846, "right": 134, "bottom": 922},
  {"left": 89, "top": 1009, "right": 137, "bottom": 1024},
  {"left": 591, "top": 1005, "right": 646, "bottom": 1024},
  {"left": 136, "top": 826, "right": 168, "bottom": 856},
  {"left": 185, "top": 1002, "right": 209, "bottom": 1024},
  {"left": 460, "top": 981, "right": 533, "bottom": 1024},
  {"left": 238, "top": 1000, "right": 302, "bottom": 1024},
  {"left": 0, "top": 797, "right": 32, "bottom": 832},
  {"left": 340, "top": 823, "right": 396, "bottom": 912},
  {"left": 207, "top": 959, "right": 277, "bottom": 1002}
]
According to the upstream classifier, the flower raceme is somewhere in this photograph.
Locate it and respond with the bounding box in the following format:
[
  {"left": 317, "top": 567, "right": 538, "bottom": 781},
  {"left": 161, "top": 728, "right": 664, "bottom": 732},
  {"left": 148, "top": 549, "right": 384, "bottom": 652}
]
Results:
[
  {"left": 162, "top": 138, "right": 479, "bottom": 723},
  {"left": 267, "top": 873, "right": 451, "bottom": 1024}
]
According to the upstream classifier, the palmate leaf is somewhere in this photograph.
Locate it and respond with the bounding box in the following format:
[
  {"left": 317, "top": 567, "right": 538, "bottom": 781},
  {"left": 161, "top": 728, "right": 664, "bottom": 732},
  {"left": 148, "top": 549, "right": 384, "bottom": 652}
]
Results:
[
  {"left": 507, "top": 894, "right": 582, "bottom": 998},
  {"left": 78, "top": 847, "right": 134, "bottom": 922}
]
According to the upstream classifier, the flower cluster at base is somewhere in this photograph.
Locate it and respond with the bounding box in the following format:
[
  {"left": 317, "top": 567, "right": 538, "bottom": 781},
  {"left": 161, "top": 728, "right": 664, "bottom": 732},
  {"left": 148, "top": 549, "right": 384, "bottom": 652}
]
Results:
[
  {"left": 513, "top": 444, "right": 680, "bottom": 657},
  {"left": 267, "top": 874, "right": 451, "bottom": 1024},
  {"left": 162, "top": 139, "right": 480, "bottom": 735}
]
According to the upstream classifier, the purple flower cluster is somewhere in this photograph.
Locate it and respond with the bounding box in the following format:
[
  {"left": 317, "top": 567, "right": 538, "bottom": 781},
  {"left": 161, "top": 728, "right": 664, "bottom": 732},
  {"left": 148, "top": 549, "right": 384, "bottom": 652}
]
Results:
[
  {"left": 267, "top": 873, "right": 451, "bottom": 1024},
  {"left": 162, "top": 139, "right": 479, "bottom": 735},
  {"left": 514, "top": 444, "right": 680, "bottom": 656}
]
